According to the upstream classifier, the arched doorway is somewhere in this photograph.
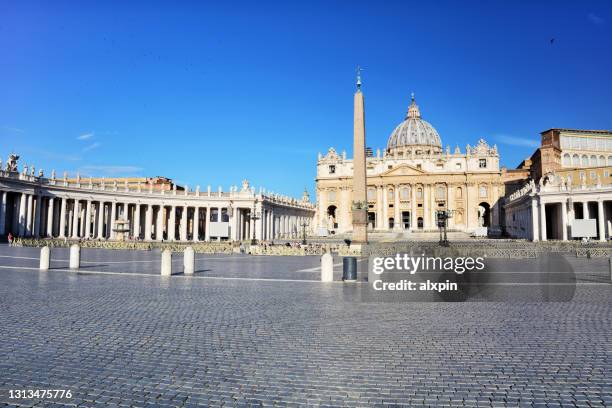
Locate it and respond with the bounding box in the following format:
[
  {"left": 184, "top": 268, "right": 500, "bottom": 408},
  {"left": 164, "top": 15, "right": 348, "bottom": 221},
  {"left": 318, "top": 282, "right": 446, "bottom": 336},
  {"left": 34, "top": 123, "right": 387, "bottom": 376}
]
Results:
[
  {"left": 326, "top": 205, "right": 337, "bottom": 230},
  {"left": 417, "top": 217, "right": 423, "bottom": 229},
  {"left": 402, "top": 211, "right": 410, "bottom": 229},
  {"left": 478, "top": 202, "right": 491, "bottom": 227},
  {"left": 367, "top": 212, "right": 376, "bottom": 229},
  {"left": 388, "top": 217, "right": 394, "bottom": 229}
]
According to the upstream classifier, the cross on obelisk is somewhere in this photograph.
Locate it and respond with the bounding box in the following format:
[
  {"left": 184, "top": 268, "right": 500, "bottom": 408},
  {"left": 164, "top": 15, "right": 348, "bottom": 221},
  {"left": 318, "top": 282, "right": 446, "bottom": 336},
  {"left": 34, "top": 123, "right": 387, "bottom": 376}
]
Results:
[{"left": 351, "top": 66, "right": 368, "bottom": 243}]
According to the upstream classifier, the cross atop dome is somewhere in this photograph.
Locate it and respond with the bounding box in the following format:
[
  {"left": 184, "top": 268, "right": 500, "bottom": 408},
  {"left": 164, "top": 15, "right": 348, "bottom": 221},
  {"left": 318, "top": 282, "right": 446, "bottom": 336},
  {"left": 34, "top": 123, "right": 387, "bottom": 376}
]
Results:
[{"left": 407, "top": 92, "right": 421, "bottom": 119}]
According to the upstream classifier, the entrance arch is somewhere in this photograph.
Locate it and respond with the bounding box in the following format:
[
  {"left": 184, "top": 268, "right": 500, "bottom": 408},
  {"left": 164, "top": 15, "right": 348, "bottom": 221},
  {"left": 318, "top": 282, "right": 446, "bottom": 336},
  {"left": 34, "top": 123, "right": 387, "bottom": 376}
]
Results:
[
  {"left": 478, "top": 202, "right": 491, "bottom": 227},
  {"left": 326, "top": 205, "right": 337, "bottom": 230}
]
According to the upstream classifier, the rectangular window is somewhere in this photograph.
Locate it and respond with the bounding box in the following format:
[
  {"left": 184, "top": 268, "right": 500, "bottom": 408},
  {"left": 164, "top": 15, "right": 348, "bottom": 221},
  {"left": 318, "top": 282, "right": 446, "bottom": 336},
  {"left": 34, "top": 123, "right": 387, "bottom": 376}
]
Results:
[
  {"left": 210, "top": 208, "right": 219, "bottom": 222},
  {"left": 455, "top": 162, "right": 461, "bottom": 169},
  {"left": 328, "top": 165, "right": 336, "bottom": 174},
  {"left": 479, "top": 159, "right": 487, "bottom": 168},
  {"left": 221, "top": 208, "right": 229, "bottom": 222}
]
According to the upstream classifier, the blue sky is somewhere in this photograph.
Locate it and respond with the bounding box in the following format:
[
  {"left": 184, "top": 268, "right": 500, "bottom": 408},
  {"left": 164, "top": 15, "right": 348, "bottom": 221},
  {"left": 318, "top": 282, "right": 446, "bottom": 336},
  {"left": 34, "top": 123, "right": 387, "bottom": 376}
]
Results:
[{"left": 1, "top": 1, "right": 611, "bottom": 198}]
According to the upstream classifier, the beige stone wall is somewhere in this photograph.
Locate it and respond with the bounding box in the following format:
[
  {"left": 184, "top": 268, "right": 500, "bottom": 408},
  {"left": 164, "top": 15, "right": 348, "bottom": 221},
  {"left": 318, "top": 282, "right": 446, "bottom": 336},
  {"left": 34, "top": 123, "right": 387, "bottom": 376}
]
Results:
[{"left": 316, "top": 169, "right": 504, "bottom": 233}]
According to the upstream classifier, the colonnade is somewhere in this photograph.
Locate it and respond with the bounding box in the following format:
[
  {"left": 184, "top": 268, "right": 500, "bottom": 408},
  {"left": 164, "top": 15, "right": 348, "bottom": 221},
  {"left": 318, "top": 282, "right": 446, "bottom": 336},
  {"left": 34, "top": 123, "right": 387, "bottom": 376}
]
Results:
[
  {"left": 530, "top": 197, "right": 610, "bottom": 242},
  {"left": 0, "top": 191, "right": 313, "bottom": 242}
]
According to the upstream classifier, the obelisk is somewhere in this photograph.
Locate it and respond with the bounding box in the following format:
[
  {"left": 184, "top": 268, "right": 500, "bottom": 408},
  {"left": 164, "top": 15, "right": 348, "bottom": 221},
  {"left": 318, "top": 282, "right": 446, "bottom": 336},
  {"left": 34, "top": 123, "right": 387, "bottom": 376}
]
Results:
[{"left": 352, "top": 67, "right": 368, "bottom": 243}]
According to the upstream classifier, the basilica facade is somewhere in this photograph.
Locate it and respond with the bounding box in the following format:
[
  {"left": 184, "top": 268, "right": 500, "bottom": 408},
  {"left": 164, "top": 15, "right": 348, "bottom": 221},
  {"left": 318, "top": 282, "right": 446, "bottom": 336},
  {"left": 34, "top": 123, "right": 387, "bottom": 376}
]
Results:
[{"left": 315, "top": 95, "right": 504, "bottom": 236}]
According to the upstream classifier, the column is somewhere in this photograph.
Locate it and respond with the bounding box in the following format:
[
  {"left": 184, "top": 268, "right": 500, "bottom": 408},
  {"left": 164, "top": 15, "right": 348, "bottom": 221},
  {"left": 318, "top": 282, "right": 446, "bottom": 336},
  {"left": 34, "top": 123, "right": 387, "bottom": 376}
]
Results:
[
  {"left": 180, "top": 206, "right": 188, "bottom": 241},
  {"left": 394, "top": 184, "right": 401, "bottom": 230},
  {"left": 167, "top": 205, "right": 175, "bottom": 241},
  {"left": 72, "top": 200, "right": 80, "bottom": 238},
  {"left": 123, "top": 203, "right": 130, "bottom": 237},
  {"left": 26, "top": 194, "right": 34, "bottom": 236},
  {"left": 193, "top": 206, "right": 199, "bottom": 241},
  {"left": 540, "top": 199, "right": 547, "bottom": 241},
  {"left": 269, "top": 209, "right": 274, "bottom": 239},
  {"left": 46, "top": 197, "right": 54, "bottom": 237},
  {"left": 59, "top": 198, "right": 67, "bottom": 238},
  {"left": 597, "top": 200, "right": 605, "bottom": 242},
  {"left": 410, "top": 185, "right": 417, "bottom": 231},
  {"left": 0, "top": 191, "right": 6, "bottom": 235},
  {"left": 423, "top": 186, "right": 430, "bottom": 230},
  {"left": 382, "top": 186, "right": 388, "bottom": 230},
  {"left": 80, "top": 205, "right": 86, "bottom": 237},
  {"left": 205, "top": 206, "right": 211, "bottom": 241},
  {"left": 97, "top": 202, "right": 105, "bottom": 239},
  {"left": 19, "top": 193, "right": 28, "bottom": 237},
  {"left": 134, "top": 204, "right": 141, "bottom": 239},
  {"left": 583, "top": 201, "right": 589, "bottom": 219},
  {"left": 256, "top": 208, "right": 263, "bottom": 240},
  {"left": 144, "top": 204, "right": 152, "bottom": 240},
  {"left": 85, "top": 200, "right": 92, "bottom": 239},
  {"left": 376, "top": 186, "right": 383, "bottom": 230},
  {"left": 156, "top": 205, "right": 164, "bottom": 241},
  {"left": 34, "top": 195, "right": 42, "bottom": 237},
  {"left": 447, "top": 184, "right": 454, "bottom": 229},
  {"left": 561, "top": 199, "right": 568, "bottom": 241},
  {"left": 110, "top": 202, "right": 117, "bottom": 239}
]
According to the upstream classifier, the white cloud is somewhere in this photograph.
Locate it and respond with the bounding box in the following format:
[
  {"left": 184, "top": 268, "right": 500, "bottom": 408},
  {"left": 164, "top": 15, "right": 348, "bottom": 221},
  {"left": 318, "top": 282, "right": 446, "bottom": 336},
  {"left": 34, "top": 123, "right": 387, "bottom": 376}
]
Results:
[
  {"left": 82, "top": 142, "right": 101, "bottom": 152},
  {"left": 494, "top": 135, "right": 540, "bottom": 148},
  {"left": 79, "top": 165, "right": 144, "bottom": 176},
  {"left": 2, "top": 125, "right": 24, "bottom": 133},
  {"left": 588, "top": 12, "right": 604, "bottom": 25},
  {"left": 77, "top": 132, "right": 94, "bottom": 140}
]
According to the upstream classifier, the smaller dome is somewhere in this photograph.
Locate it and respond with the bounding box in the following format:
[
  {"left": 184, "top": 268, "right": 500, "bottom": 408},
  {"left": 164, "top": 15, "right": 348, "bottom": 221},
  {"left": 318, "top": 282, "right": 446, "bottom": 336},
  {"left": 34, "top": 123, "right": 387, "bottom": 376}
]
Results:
[{"left": 386, "top": 94, "right": 442, "bottom": 154}]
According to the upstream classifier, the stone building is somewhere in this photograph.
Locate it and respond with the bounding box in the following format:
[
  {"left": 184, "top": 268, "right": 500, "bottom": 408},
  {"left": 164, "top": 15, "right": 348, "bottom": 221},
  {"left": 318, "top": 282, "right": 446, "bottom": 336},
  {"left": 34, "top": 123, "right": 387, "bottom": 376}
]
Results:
[
  {"left": 316, "top": 94, "right": 504, "bottom": 236},
  {"left": 504, "top": 129, "right": 612, "bottom": 241},
  {"left": 0, "top": 157, "right": 315, "bottom": 242}
]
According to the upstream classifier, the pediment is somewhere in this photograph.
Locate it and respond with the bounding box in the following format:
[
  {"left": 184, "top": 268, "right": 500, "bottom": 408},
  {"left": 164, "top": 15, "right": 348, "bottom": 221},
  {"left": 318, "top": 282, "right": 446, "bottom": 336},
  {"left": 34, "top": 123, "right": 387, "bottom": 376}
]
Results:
[{"left": 380, "top": 164, "right": 426, "bottom": 177}]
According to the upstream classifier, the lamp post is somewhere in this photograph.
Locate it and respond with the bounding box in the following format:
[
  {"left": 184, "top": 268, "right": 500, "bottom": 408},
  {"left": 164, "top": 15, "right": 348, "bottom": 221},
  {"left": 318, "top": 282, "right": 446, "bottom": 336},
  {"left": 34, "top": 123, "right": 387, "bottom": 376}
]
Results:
[
  {"left": 301, "top": 219, "right": 310, "bottom": 245},
  {"left": 436, "top": 209, "right": 456, "bottom": 247},
  {"left": 250, "top": 201, "right": 261, "bottom": 244}
]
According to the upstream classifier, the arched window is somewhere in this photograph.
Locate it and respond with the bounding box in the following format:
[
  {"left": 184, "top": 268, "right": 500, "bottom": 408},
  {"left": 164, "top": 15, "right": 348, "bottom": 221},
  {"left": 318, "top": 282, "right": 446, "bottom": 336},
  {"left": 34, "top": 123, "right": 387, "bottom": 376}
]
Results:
[
  {"left": 562, "top": 153, "right": 571, "bottom": 167},
  {"left": 436, "top": 185, "right": 445, "bottom": 199},
  {"left": 367, "top": 188, "right": 376, "bottom": 201},
  {"left": 572, "top": 154, "right": 580, "bottom": 166},
  {"left": 400, "top": 186, "right": 410, "bottom": 200},
  {"left": 456, "top": 187, "right": 463, "bottom": 198},
  {"left": 581, "top": 155, "right": 588, "bottom": 167},
  {"left": 388, "top": 189, "right": 394, "bottom": 201},
  {"left": 479, "top": 185, "right": 488, "bottom": 198},
  {"left": 590, "top": 155, "right": 597, "bottom": 166},
  {"left": 417, "top": 188, "right": 423, "bottom": 199},
  {"left": 599, "top": 155, "right": 605, "bottom": 166}
]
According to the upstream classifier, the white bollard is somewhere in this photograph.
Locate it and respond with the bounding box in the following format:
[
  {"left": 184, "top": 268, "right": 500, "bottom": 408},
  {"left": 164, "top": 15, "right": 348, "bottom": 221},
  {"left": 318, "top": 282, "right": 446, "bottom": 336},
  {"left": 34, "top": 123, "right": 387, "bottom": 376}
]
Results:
[
  {"left": 321, "top": 252, "right": 333, "bottom": 282},
  {"left": 69, "top": 244, "right": 80, "bottom": 269},
  {"left": 161, "top": 249, "right": 172, "bottom": 276},
  {"left": 184, "top": 246, "right": 195, "bottom": 275},
  {"left": 39, "top": 246, "right": 50, "bottom": 270}
]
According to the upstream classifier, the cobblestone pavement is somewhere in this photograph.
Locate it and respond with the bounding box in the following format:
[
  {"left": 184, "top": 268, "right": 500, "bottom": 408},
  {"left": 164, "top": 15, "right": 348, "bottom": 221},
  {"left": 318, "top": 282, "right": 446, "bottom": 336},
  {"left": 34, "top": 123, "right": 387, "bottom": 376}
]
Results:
[{"left": 0, "top": 245, "right": 611, "bottom": 407}]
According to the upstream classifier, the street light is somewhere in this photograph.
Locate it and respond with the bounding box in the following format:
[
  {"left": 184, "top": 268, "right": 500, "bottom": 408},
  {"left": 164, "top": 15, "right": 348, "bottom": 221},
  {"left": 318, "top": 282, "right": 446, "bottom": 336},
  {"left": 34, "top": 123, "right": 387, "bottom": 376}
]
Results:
[
  {"left": 250, "top": 202, "right": 261, "bottom": 244},
  {"left": 301, "top": 219, "right": 310, "bottom": 245},
  {"left": 436, "top": 209, "right": 456, "bottom": 247}
]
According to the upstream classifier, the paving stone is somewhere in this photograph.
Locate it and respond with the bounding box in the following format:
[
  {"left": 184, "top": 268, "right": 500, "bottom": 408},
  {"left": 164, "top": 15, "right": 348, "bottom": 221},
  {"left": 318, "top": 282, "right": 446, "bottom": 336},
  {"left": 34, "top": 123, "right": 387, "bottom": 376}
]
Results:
[{"left": 0, "top": 245, "right": 610, "bottom": 407}]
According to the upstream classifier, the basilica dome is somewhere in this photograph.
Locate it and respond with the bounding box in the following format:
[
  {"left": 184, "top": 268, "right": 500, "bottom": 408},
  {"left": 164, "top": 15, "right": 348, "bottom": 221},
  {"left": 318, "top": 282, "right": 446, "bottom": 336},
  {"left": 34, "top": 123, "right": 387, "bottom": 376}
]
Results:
[{"left": 386, "top": 95, "right": 442, "bottom": 155}]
